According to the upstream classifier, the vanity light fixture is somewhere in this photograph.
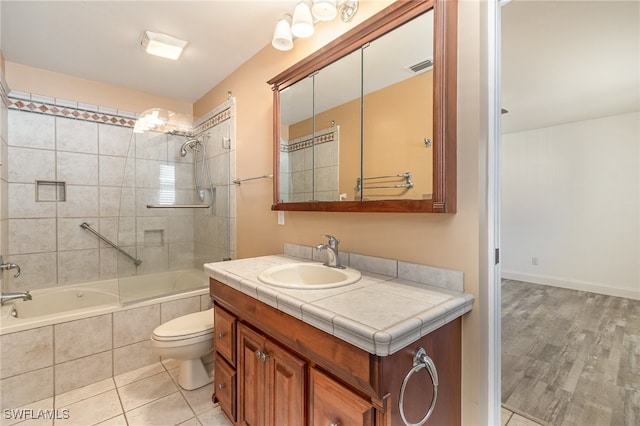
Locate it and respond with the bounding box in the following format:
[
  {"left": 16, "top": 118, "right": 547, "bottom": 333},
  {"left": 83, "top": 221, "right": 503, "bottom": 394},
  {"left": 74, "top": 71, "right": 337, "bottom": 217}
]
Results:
[
  {"left": 140, "top": 30, "right": 188, "bottom": 60},
  {"left": 311, "top": 0, "right": 337, "bottom": 22},
  {"left": 271, "top": 0, "right": 358, "bottom": 50},
  {"left": 337, "top": 0, "right": 358, "bottom": 22},
  {"left": 272, "top": 15, "right": 294, "bottom": 51},
  {"left": 291, "top": 1, "right": 315, "bottom": 38}
]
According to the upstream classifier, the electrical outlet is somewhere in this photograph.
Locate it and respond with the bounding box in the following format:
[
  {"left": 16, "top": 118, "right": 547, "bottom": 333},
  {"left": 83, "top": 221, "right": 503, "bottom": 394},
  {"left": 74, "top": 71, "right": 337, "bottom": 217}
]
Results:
[
  {"left": 532, "top": 257, "right": 539, "bottom": 266},
  {"left": 277, "top": 211, "right": 285, "bottom": 225}
]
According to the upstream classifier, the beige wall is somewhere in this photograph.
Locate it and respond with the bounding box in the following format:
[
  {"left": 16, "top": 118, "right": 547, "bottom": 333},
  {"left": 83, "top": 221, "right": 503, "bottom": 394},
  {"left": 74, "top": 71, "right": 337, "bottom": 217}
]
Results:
[
  {"left": 4, "top": 62, "right": 192, "bottom": 115},
  {"left": 194, "top": 0, "right": 484, "bottom": 423}
]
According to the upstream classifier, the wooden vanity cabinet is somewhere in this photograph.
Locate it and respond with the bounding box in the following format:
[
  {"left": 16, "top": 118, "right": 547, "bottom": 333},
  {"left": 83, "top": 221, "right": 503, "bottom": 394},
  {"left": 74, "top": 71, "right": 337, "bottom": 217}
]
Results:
[
  {"left": 237, "top": 323, "right": 306, "bottom": 425},
  {"left": 211, "top": 278, "right": 462, "bottom": 426}
]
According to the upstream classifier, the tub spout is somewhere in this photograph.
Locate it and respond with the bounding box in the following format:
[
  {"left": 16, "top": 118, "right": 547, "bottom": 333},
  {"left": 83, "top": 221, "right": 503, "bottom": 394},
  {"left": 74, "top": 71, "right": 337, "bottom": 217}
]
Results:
[{"left": 1, "top": 291, "right": 31, "bottom": 305}]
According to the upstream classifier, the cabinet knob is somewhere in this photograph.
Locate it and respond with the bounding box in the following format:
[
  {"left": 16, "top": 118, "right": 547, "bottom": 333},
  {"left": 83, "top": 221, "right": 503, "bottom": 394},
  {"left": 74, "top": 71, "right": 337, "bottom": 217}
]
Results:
[
  {"left": 255, "top": 350, "right": 269, "bottom": 362},
  {"left": 218, "top": 383, "right": 224, "bottom": 390},
  {"left": 217, "top": 332, "right": 224, "bottom": 339},
  {"left": 329, "top": 423, "right": 339, "bottom": 426}
]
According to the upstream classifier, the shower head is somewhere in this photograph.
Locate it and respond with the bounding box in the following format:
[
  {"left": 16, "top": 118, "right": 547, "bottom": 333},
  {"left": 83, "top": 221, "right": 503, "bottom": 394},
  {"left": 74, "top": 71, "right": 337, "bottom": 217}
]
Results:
[{"left": 179, "top": 138, "right": 201, "bottom": 157}]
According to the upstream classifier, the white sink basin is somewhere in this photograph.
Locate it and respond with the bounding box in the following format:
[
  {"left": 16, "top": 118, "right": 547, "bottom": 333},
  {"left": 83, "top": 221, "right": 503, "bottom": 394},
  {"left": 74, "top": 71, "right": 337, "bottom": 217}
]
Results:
[{"left": 257, "top": 263, "right": 361, "bottom": 289}]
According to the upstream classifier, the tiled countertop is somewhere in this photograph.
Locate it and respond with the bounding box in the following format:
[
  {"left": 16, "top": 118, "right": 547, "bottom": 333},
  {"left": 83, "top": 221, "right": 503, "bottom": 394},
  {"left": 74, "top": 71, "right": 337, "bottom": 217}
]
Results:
[{"left": 204, "top": 251, "right": 474, "bottom": 356}]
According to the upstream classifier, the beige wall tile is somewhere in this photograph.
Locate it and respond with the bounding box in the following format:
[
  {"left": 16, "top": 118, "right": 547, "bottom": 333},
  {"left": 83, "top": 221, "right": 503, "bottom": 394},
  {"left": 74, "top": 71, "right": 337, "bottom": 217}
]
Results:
[
  {"left": 113, "top": 304, "right": 160, "bottom": 348},
  {"left": 54, "top": 314, "right": 112, "bottom": 363},
  {"left": 0, "top": 326, "right": 53, "bottom": 378},
  {"left": 54, "top": 351, "right": 112, "bottom": 394}
]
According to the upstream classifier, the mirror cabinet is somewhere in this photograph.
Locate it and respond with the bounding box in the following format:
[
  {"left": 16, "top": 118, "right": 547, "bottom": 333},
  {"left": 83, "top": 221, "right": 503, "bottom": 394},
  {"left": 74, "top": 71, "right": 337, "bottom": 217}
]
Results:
[{"left": 268, "top": 0, "right": 457, "bottom": 213}]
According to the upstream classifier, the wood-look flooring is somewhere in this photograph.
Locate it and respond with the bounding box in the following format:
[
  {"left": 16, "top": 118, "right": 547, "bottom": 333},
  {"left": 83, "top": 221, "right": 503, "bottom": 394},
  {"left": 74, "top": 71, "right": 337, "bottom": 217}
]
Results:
[{"left": 501, "top": 279, "right": 640, "bottom": 426}]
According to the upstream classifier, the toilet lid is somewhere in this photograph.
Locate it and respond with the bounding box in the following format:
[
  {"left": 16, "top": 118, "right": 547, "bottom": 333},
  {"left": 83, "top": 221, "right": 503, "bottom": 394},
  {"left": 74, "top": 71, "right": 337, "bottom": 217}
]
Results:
[{"left": 153, "top": 309, "right": 214, "bottom": 339}]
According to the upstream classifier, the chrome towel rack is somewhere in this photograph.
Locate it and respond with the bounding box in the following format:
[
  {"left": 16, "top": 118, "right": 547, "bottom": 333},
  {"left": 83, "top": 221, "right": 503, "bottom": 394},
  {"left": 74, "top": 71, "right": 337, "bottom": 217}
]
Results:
[
  {"left": 355, "top": 172, "right": 413, "bottom": 192},
  {"left": 80, "top": 222, "right": 142, "bottom": 266},
  {"left": 233, "top": 174, "right": 273, "bottom": 185}
]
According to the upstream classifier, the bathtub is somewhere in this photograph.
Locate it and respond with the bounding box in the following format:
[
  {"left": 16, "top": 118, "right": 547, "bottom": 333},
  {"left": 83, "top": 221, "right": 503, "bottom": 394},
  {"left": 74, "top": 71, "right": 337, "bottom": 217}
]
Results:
[{"left": 0, "top": 269, "right": 209, "bottom": 335}]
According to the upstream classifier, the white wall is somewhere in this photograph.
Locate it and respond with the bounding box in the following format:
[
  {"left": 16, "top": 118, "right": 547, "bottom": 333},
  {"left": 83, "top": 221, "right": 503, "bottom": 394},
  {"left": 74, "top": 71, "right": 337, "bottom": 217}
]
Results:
[{"left": 501, "top": 112, "right": 640, "bottom": 299}]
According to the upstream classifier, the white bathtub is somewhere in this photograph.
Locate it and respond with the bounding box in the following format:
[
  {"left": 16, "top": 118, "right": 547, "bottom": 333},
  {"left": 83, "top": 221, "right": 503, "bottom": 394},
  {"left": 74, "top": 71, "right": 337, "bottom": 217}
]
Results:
[{"left": 0, "top": 269, "right": 209, "bottom": 335}]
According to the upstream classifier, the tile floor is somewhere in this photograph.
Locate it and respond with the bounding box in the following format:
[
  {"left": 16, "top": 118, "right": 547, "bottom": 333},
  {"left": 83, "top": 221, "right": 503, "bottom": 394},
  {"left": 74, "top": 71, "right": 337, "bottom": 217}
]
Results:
[
  {"left": 503, "top": 407, "right": 546, "bottom": 426},
  {"left": 2, "top": 359, "right": 231, "bottom": 426},
  {"left": 3, "top": 356, "right": 545, "bottom": 426}
]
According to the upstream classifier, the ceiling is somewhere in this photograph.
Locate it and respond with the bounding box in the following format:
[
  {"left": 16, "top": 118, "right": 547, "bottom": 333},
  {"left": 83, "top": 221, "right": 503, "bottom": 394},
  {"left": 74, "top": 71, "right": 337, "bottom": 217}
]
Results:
[
  {"left": 1, "top": 0, "right": 299, "bottom": 103},
  {"left": 501, "top": 0, "right": 639, "bottom": 133},
  {"left": 1, "top": 1, "right": 638, "bottom": 133}
]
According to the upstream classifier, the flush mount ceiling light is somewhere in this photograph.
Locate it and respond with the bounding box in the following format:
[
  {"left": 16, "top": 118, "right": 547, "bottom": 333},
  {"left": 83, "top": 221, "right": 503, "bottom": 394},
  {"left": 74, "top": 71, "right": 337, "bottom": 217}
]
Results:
[
  {"left": 272, "top": 15, "right": 294, "bottom": 51},
  {"left": 291, "top": 1, "right": 315, "bottom": 38},
  {"left": 140, "top": 30, "right": 187, "bottom": 60},
  {"left": 311, "top": 0, "right": 337, "bottom": 22}
]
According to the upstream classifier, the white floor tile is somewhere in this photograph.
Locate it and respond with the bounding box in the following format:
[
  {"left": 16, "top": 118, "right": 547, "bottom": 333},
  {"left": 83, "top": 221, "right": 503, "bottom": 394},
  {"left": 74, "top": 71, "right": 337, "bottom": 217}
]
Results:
[
  {"left": 58, "top": 390, "right": 122, "bottom": 426},
  {"left": 180, "top": 383, "right": 216, "bottom": 415},
  {"left": 113, "top": 362, "right": 165, "bottom": 388},
  {"left": 196, "top": 407, "right": 233, "bottom": 426},
  {"left": 54, "top": 378, "right": 115, "bottom": 409},
  {"left": 117, "top": 371, "right": 178, "bottom": 412},
  {"left": 92, "top": 415, "right": 128, "bottom": 426},
  {"left": 502, "top": 407, "right": 513, "bottom": 426},
  {"left": 1, "top": 398, "right": 54, "bottom": 426},
  {"left": 125, "top": 392, "right": 193, "bottom": 426}
]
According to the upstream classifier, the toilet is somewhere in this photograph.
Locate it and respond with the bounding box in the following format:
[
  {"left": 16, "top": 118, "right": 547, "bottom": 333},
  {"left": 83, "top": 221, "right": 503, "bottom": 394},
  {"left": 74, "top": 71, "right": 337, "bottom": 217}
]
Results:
[{"left": 150, "top": 308, "right": 214, "bottom": 390}]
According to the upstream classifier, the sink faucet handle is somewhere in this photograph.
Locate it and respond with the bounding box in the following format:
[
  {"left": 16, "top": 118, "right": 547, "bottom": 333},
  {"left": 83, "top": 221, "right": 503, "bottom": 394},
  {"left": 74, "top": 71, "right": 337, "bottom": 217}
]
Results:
[{"left": 321, "top": 234, "right": 339, "bottom": 247}]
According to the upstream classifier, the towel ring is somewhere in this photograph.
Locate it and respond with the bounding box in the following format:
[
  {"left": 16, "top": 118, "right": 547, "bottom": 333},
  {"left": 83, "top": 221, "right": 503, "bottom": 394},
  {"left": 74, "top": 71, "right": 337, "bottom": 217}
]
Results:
[{"left": 398, "top": 347, "right": 439, "bottom": 426}]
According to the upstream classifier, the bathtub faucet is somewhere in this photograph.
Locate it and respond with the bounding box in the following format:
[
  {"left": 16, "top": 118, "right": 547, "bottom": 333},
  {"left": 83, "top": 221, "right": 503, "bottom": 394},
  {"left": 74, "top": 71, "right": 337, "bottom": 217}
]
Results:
[
  {"left": 0, "top": 257, "right": 21, "bottom": 278},
  {"left": 1, "top": 291, "right": 31, "bottom": 305}
]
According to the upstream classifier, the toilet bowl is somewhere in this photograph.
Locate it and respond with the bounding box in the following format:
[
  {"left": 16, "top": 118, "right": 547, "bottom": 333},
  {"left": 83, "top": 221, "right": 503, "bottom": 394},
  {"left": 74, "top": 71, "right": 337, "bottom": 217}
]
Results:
[{"left": 150, "top": 308, "right": 214, "bottom": 390}]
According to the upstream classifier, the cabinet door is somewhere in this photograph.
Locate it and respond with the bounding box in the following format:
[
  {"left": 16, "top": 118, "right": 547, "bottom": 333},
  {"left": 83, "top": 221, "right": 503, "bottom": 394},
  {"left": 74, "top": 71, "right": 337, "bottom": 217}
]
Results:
[
  {"left": 310, "top": 368, "right": 374, "bottom": 426},
  {"left": 265, "top": 340, "right": 306, "bottom": 426},
  {"left": 238, "top": 324, "right": 266, "bottom": 426}
]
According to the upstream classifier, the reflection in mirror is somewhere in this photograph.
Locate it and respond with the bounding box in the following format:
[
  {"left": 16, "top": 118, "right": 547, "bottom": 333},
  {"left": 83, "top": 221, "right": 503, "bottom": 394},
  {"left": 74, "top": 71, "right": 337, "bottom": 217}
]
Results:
[
  {"left": 277, "top": 9, "right": 434, "bottom": 203},
  {"left": 362, "top": 11, "right": 433, "bottom": 201},
  {"left": 313, "top": 49, "right": 362, "bottom": 201},
  {"left": 279, "top": 76, "right": 313, "bottom": 202}
]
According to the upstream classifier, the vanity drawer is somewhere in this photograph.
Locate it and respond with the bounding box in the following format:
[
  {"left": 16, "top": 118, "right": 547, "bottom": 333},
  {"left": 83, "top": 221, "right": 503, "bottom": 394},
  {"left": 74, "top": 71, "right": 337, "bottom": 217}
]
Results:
[
  {"left": 214, "top": 305, "right": 237, "bottom": 366},
  {"left": 214, "top": 354, "right": 236, "bottom": 422},
  {"left": 310, "top": 368, "right": 374, "bottom": 426}
]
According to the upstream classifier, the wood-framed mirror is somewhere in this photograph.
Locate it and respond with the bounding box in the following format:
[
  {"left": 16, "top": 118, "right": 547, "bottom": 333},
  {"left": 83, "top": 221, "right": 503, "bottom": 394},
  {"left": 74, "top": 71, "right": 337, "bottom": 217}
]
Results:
[{"left": 268, "top": 0, "right": 457, "bottom": 213}]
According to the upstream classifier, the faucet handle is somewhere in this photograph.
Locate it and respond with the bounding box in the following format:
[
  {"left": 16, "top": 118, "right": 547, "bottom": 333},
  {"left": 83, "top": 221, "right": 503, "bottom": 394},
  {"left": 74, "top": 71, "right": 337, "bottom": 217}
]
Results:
[{"left": 321, "top": 234, "right": 339, "bottom": 248}]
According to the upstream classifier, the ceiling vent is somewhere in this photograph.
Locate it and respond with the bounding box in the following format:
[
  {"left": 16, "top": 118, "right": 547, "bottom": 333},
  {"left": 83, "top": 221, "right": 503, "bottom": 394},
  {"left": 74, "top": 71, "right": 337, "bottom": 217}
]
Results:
[{"left": 405, "top": 58, "right": 433, "bottom": 74}]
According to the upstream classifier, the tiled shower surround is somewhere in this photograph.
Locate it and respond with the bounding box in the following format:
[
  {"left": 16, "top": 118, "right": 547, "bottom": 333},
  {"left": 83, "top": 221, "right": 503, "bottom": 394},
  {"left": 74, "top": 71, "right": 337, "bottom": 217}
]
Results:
[
  {"left": 0, "top": 292, "right": 212, "bottom": 411},
  {"left": 3, "top": 92, "right": 235, "bottom": 293}
]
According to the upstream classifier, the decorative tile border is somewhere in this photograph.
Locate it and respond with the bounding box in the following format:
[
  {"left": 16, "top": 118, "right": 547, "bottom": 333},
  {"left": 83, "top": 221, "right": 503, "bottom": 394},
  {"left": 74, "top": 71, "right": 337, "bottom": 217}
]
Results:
[
  {"left": 8, "top": 96, "right": 137, "bottom": 128},
  {"left": 193, "top": 108, "right": 231, "bottom": 135},
  {"left": 281, "top": 127, "right": 336, "bottom": 153},
  {"left": 6, "top": 90, "right": 232, "bottom": 134}
]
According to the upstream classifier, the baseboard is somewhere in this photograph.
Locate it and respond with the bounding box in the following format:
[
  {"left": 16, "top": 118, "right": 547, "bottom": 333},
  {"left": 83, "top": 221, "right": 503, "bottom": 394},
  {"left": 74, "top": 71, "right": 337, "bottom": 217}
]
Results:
[{"left": 501, "top": 270, "right": 640, "bottom": 300}]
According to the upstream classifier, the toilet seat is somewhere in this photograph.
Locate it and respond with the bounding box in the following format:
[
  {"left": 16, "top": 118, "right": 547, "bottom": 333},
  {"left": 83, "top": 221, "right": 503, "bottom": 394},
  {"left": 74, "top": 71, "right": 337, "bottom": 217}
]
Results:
[{"left": 152, "top": 309, "right": 214, "bottom": 342}]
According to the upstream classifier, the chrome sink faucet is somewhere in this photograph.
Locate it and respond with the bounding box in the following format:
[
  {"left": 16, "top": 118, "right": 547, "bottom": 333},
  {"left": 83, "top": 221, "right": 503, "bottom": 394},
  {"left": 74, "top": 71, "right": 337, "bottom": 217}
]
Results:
[
  {"left": 316, "top": 234, "right": 345, "bottom": 269},
  {"left": 1, "top": 291, "right": 31, "bottom": 305}
]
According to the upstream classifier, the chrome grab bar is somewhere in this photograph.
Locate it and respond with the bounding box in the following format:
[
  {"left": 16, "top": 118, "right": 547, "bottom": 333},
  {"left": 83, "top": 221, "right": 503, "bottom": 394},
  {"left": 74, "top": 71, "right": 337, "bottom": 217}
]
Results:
[
  {"left": 79, "top": 222, "right": 142, "bottom": 266},
  {"left": 398, "top": 347, "right": 438, "bottom": 426}
]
